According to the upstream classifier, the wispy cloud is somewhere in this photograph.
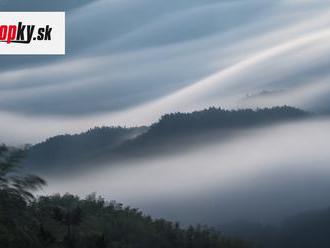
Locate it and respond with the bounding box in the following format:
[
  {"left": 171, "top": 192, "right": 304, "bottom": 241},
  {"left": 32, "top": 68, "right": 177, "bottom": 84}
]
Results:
[{"left": 2, "top": 0, "right": 330, "bottom": 144}]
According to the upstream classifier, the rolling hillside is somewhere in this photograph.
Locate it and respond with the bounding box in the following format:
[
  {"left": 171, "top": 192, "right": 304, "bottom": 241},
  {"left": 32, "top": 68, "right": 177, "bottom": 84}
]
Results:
[{"left": 24, "top": 106, "right": 309, "bottom": 175}]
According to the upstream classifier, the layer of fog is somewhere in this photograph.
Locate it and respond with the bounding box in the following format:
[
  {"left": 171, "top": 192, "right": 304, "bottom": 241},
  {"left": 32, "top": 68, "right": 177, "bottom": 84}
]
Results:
[
  {"left": 43, "top": 118, "right": 330, "bottom": 225},
  {"left": 2, "top": 0, "right": 330, "bottom": 144}
]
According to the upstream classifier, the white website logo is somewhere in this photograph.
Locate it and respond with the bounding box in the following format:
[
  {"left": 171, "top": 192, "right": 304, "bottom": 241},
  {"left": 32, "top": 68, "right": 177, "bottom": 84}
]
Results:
[{"left": 0, "top": 12, "right": 65, "bottom": 55}]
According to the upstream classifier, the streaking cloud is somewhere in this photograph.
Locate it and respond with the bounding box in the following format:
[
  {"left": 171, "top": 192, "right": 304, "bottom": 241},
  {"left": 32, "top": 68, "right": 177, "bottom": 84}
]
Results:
[{"left": 1, "top": 0, "right": 330, "bottom": 144}]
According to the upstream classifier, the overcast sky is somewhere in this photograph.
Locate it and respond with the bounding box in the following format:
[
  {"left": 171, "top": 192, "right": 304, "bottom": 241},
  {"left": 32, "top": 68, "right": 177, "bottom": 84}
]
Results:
[{"left": 1, "top": 0, "right": 330, "bottom": 144}]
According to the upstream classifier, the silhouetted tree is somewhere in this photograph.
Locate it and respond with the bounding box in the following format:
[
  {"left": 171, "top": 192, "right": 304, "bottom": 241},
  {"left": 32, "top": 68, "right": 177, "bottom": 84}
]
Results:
[{"left": 0, "top": 145, "right": 46, "bottom": 248}]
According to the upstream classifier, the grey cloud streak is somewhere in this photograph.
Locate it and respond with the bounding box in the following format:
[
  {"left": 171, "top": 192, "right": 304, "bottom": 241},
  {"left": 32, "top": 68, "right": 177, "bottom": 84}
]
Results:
[{"left": 1, "top": 0, "right": 330, "bottom": 144}]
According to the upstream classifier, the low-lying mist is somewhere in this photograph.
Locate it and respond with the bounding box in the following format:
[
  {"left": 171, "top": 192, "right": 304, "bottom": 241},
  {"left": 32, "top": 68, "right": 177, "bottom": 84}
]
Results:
[{"left": 43, "top": 117, "right": 330, "bottom": 226}]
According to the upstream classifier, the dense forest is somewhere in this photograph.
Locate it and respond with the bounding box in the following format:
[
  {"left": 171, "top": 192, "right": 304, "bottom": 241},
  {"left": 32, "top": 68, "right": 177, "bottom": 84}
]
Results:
[
  {"left": 4, "top": 138, "right": 330, "bottom": 248},
  {"left": 24, "top": 106, "right": 309, "bottom": 175},
  {"left": 3, "top": 106, "right": 330, "bottom": 247},
  {"left": 123, "top": 106, "right": 308, "bottom": 149},
  {"left": 0, "top": 145, "right": 251, "bottom": 248}
]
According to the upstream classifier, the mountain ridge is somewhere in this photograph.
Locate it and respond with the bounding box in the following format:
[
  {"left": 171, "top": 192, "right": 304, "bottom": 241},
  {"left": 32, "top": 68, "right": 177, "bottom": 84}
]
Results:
[{"left": 24, "top": 106, "right": 310, "bottom": 175}]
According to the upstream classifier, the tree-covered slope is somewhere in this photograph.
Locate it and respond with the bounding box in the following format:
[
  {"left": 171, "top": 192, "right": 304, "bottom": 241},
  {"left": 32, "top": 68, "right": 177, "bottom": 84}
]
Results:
[
  {"left": 116, "top": 106, "right": 309, "bottom": 154},
  {"left": 0, "top": 145, "right": 251, "bottom": 248},
  {"left": 24, "top": 126, "right": 147, "bottom": 173},
  {"left": 24, "top": 106, "right": 309, "bottom": 174},
  {"left": 19, "top": 193, "right": 251, "bottom": 248}
]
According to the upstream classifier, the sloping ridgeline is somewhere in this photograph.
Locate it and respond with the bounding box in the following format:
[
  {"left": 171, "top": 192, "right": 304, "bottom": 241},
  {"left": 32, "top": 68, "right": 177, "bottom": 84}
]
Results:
[
  {"left": 24, "top": 126, "right": 148, "bottom": 174},
  {"left": 115, "top": 106, "right": 309, "bottom": 155},
  {"left": 24, "top": 106, "right": 309, "bottom": 175},
  {"left": 143, "top": 106, "right": 308, "bottom": 137},
  {"left": 0, "top": 145, "right": 252, "bottom": 248}
]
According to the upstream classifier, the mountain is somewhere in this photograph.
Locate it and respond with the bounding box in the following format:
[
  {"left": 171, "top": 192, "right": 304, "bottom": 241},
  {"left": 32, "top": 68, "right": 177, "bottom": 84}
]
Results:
[
  {"left": 118, "top": 106, "right": 309, "bottom": 154},
  {"left": 0, "top": 146, "right": 251, "bottom": 248},
  {"left": 24, "top": 106, "right": 309, "bottom": 175},
  {"left": 24, "top": 126, "right": 148, "bottom": 174}
]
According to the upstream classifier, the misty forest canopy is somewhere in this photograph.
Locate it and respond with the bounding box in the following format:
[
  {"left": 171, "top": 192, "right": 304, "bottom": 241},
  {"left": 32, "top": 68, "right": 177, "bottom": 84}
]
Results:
[
  {"left": 145, "top": 105, "right": 307, "bottom": 135},
  {"left": 24, "top": 106, "right": 309, "bottom": 175},
  {"left": 3, "top": 108, "right": 330, "bottom": 248},
  {"left": 0, "top": 145, "right": 251, "bottom": 248}
]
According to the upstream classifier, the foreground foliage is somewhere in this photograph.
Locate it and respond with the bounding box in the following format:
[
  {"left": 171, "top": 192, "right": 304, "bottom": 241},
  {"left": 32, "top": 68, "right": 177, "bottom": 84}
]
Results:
[
  {"left": 25, "top": 193, "right": 251, "bottom": 248},
  {"left": 0, "top": 145, "right": 251, "bottom": 248}
]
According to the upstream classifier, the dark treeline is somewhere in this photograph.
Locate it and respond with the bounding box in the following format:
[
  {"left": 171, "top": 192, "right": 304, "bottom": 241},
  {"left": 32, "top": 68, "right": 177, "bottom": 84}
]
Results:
[
  {"left": 22, "top": 194, "right": 251, "bottom": 248},
  {"left": 128, "top": 106, "right": 308, "bottom": 145},
  {"left": 24, "top": 106, "right": 309, "bottom": 175},
  {"left": 0, "top": 145, "right": 251, "bottom": 248},
  {"left": 115, "top": 106, "right": 309, "bottom": 156},
  {"left": 25, "top": 126, "right": 147, "bottom": 173},
  {"left": 148, "top": 106, "right": 307, "bottom": 134}
]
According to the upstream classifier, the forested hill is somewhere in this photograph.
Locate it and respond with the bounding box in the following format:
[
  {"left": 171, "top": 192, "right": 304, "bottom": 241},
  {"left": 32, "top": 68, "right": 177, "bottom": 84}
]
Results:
[
  {"left": 12, "top": 193, "right": 251, "bottom": 248},
  {"left": 0, "top": 145, "right": 252, "bottom": 248},
  {"left": 113, "top": 106, "right": 309, "bottom": 155},
  {"left": 24, "top": 106, "right": 309, "bottom": 174},
  {"left": 24, "top": 126, "right": 148, "bottom": 172},
  {"left": 130, "top": 106, "right": 307, "bottom": 141}
]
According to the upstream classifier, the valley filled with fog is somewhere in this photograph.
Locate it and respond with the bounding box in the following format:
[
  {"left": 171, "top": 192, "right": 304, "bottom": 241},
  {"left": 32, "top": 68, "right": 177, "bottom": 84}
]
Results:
[{"left": 42, "top": 117, "right": 330, "bottom": 225}]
